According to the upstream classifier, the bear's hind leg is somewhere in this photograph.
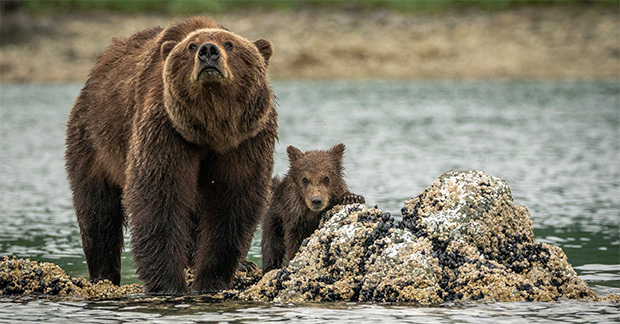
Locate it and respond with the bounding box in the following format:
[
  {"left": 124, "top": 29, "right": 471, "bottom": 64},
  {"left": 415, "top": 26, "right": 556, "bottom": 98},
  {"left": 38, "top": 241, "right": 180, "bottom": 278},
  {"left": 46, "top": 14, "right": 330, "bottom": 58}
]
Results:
[{"left": 73, "top": 179, "right": 124, "bottom": 285}]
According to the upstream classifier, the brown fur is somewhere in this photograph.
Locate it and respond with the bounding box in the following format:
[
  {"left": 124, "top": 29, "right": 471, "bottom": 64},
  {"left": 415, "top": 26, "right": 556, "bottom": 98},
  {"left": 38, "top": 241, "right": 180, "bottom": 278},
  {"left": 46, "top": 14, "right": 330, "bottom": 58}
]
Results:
[
  {"left": 64, "top": 16, "right": 277, "bottom": 295},
  {"left": 260, "top": 144, "right": 365, "bottom": 274}
]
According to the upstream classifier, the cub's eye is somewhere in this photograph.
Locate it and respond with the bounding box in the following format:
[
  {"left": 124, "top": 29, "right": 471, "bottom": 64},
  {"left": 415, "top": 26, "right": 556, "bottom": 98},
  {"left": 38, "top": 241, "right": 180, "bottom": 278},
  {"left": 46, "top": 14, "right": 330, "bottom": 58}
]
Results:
[
  {"left": 223, "top": 41, "right": 234, "bottom": 51},
  {"left": 188, "top": 43, "right": 198, "bottom": 52},
  {"left": 323, "top": 176, "right": 330, "bottom": 185},
  {"left": 302, "top": 178, "right": 309, "bottom": 186}
]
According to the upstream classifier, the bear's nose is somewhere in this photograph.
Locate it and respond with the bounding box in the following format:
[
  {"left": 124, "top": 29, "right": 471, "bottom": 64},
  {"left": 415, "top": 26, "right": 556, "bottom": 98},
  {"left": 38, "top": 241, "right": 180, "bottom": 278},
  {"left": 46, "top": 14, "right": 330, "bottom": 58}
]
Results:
[
  {"left": 311, "top": 196, "right": 323, "bottom": 207},
  {"left": 198, "top": 43, "right": 221, "bottom": 63}
]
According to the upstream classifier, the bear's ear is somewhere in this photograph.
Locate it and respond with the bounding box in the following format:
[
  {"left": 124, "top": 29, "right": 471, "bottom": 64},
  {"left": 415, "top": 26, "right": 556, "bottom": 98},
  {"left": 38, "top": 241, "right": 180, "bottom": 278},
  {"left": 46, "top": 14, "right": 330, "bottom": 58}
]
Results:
[
  {"left": 331, "top": 143, "right": 345, "bottom": 172},
  {"left": 161, "top": 40, "right": 178, "bottom": 60},
  {"left": 287, "top": 145, "right": 303, "bottom": 163},
  {"left": 253, "top": 39, "right": 273, "bottom": 63},
  {"left": 330, "top": 143, "right": 346, "bottom": 161}
]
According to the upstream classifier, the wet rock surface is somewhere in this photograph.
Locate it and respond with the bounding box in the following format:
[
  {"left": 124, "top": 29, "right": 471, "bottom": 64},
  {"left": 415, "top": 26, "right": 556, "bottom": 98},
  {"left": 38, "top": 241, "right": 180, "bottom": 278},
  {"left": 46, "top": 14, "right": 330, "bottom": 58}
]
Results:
[{"left": 2, "top": 170, "right": 618, "bottom": 303}]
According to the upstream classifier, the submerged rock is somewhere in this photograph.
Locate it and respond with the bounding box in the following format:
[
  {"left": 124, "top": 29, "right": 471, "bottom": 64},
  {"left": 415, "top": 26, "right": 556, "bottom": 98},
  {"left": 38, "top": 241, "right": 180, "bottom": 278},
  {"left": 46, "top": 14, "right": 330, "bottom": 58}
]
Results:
[
  {"left": 2, "top": 170, "right": 616, "bottom": 303},
  {"left": 240, "top": 170, "right": 600, "bottom": 303}
]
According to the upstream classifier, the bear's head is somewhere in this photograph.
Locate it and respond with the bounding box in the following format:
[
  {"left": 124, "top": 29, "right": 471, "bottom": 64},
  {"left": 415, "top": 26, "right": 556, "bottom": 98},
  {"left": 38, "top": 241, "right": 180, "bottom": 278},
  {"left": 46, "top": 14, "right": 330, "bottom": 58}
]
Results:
[
  {"left": 159, "top": 17, "right": 274, "bottom": 151},
  {"left": 287, "top": 144, "right": 348, "bottom": 213},
  {"left": 162, "top": 28, "right": 272, "bottom": 86}
]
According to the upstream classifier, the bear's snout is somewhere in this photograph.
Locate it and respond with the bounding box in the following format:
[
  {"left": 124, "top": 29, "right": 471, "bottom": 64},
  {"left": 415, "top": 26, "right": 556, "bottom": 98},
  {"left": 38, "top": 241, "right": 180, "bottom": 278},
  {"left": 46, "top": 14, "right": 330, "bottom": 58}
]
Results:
[
  {"left": 311, "top": 196, "right": 323, "bottom": 208},
  {"left": 193, "top": 42, "right": 227, "bottom": 83},
  {"left": 307, "top": 194, "right": 327, "bottom": 212},
  {"left": 198, "top": 43, "right": 221, "bottom": 63}
]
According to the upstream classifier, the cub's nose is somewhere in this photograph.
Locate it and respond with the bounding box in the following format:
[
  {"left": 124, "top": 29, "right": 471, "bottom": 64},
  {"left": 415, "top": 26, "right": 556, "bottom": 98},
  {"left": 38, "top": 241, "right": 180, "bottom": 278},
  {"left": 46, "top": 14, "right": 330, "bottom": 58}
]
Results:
[
  {"left": 198, "top": 43, "right": 221, "bottom": 63},
  {"left": 311, "top": 196, "right": 323, "bottom": 207}
]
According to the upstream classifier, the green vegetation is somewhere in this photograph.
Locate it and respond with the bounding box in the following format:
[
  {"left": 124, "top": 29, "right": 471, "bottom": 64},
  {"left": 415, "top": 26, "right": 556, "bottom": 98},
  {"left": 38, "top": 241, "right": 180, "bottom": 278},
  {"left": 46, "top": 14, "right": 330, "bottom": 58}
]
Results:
[{"left": 16, "top": 0, "right": 618, "bottom": 15}]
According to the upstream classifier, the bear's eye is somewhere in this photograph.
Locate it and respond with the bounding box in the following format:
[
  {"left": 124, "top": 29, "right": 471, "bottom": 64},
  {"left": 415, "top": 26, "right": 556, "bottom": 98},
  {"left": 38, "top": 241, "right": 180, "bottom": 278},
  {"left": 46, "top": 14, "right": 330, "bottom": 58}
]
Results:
[
  {"left": 302, "top": 178, "right": 309, "bottom": 186},
  {"left": 323, "top": 176, "right": 330, "bottom": 185},
  {"left": 188, "top": 43, "right": 198, "bottom": 52},
  {"left": 223, "top": 41, "right": 234, "bottom": 51}
]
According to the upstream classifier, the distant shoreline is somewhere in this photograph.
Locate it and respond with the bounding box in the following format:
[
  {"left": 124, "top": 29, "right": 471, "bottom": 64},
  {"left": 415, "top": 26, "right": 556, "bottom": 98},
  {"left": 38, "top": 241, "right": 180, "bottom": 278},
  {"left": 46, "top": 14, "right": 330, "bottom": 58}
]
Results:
[{"left": 1, "top": 6, "right": 618, "bottom": 83}]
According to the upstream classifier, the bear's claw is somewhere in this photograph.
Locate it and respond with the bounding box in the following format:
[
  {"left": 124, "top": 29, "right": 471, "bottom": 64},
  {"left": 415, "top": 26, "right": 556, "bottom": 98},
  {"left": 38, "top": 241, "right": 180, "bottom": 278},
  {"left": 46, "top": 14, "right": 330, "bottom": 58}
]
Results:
[
  {"left": 340, "top": 193, "right": 365, "bottom": 205},
  {"left": 237, "top": 260, "right": 259, "bottom": 272}
]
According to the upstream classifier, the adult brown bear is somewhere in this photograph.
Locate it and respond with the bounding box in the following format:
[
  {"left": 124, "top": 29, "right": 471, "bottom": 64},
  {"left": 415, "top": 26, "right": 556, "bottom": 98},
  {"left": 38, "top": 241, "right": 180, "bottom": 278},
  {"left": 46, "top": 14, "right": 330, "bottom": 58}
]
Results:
[{"left": 65, "top": 17, "right": 277, "bottom": 295}]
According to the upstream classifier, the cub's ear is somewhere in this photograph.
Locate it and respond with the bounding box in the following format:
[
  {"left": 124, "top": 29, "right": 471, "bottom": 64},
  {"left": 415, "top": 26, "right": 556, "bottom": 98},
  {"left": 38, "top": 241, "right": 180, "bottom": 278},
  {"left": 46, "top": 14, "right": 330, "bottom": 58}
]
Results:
[
  {"left": 253, "top": 39, "right": 273, "bottom": 63},
  {"left": 161, "top": 40, "right": 178, "bottom": 60},
  {"left": 330, "top": 143, "right": 346, "bottom": 161},
  {"left": 287, "top": 145, "right": 303, "bottom": 163}
]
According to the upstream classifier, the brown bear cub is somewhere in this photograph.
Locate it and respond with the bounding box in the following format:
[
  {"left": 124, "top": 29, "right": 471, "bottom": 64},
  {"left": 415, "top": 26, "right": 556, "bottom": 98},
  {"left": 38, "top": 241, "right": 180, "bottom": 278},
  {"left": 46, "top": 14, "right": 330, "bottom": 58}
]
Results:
[
  {"left": 65, "top": 17, "right": 277, "bottom": 295},
  {"left": 260, "top": 144, "right": 365, "bottom": 274}
]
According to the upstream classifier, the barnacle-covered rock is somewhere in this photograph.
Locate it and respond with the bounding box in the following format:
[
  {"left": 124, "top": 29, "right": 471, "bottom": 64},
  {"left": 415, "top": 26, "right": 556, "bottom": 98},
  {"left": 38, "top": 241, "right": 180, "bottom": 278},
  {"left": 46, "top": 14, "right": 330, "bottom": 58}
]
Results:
[
  {"left": 399, "top": 170, "right": 595, "bottom": 302},
  {"left": 0, "top": 256, "right": 141, "bottom": 299},
  {"left": 240, "top": 170, "right": 600, "bottom": 303},
  {"left": 0, "top": 256, "right": 260, "bottom": 300}
]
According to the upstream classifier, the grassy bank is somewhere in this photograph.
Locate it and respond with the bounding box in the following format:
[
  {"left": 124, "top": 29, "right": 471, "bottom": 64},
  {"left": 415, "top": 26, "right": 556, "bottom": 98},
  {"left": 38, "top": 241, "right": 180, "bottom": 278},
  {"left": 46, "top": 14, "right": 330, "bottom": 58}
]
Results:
[{"left": 15, "top": 0, "right": 619, "bottom": 14}]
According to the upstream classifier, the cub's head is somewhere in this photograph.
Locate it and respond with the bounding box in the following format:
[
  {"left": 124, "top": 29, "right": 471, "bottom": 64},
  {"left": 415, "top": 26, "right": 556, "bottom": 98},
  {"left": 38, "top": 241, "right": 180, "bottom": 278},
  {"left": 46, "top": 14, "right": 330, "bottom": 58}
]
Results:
[
  {"left": 162, "top": 27, "right": 272, "bottom": 89},
  {"left": 287, "top": 144, "right": 348, "bottom": 213}
]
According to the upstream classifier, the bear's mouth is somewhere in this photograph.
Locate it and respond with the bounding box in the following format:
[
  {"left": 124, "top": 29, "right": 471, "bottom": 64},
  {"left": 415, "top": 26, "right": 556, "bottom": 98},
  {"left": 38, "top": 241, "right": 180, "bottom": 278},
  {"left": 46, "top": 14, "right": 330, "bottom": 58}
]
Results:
[
  {"left": 194, "top": 64, "right": 226, "bottom": 83},
  {"left": 199, "top": 66, "right": 223, "bottom": 78},
  {"left": 309, "top": 205, "right": 326, "bottom": 212}
]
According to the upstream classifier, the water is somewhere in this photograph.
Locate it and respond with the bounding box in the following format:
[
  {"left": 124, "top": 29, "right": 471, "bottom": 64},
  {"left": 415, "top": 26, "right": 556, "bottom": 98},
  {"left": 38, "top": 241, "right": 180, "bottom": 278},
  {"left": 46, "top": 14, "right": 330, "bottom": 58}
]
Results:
[{"left": 1, "top": 80, "right": 619, "bottom": 322}]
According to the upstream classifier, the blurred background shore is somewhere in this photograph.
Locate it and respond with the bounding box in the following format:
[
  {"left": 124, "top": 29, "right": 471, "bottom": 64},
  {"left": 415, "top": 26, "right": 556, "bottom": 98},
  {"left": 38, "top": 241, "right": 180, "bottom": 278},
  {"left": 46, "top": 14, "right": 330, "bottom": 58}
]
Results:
[{"left": 0, "top": 0, "right": 618, "bottom": 82}]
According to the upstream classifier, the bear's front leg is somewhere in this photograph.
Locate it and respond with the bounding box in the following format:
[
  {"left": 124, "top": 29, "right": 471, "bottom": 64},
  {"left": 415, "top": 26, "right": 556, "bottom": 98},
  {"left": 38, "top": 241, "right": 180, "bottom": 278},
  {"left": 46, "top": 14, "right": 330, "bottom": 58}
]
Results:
[
  {"left": 260, "top": 209, "right": 286, "bottom": 274},
  {"left": 124, "top": 116, "right": 200, "bottom": 295},
  {"left": 191, "top": 137, "right": 274, "bottom": 293},
  {"left": 191, "top": 177, "right": 267, "bottom": 293}
]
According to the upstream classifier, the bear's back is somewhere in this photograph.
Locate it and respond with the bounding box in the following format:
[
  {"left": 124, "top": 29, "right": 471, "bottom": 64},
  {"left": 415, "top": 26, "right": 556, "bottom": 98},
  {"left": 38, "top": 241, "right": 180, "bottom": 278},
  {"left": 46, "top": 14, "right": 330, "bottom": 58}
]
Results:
[{"left": 87, "top": 27, "right": 162, "bottom": 87}]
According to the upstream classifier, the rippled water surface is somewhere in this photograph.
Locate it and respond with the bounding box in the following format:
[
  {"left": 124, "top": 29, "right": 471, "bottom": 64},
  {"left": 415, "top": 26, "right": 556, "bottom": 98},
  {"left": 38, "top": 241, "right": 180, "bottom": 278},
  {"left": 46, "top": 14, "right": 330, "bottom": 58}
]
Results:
[{"left": 1, "top": 81, "right": 619, "bottom": 322}]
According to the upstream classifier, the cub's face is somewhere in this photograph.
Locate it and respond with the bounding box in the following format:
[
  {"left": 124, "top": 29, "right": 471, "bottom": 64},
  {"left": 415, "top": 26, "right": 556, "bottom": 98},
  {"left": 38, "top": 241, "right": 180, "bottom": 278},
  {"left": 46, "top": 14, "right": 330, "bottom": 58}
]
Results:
[
  {"left": 162, "top": 28, "right": 272, "bottom": 89},
  {"left": 287, "top": 144, "right": 346, "bottom": 213},
  {"left": 297, "top": 167, "right": 335, "bottom": 212}
]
